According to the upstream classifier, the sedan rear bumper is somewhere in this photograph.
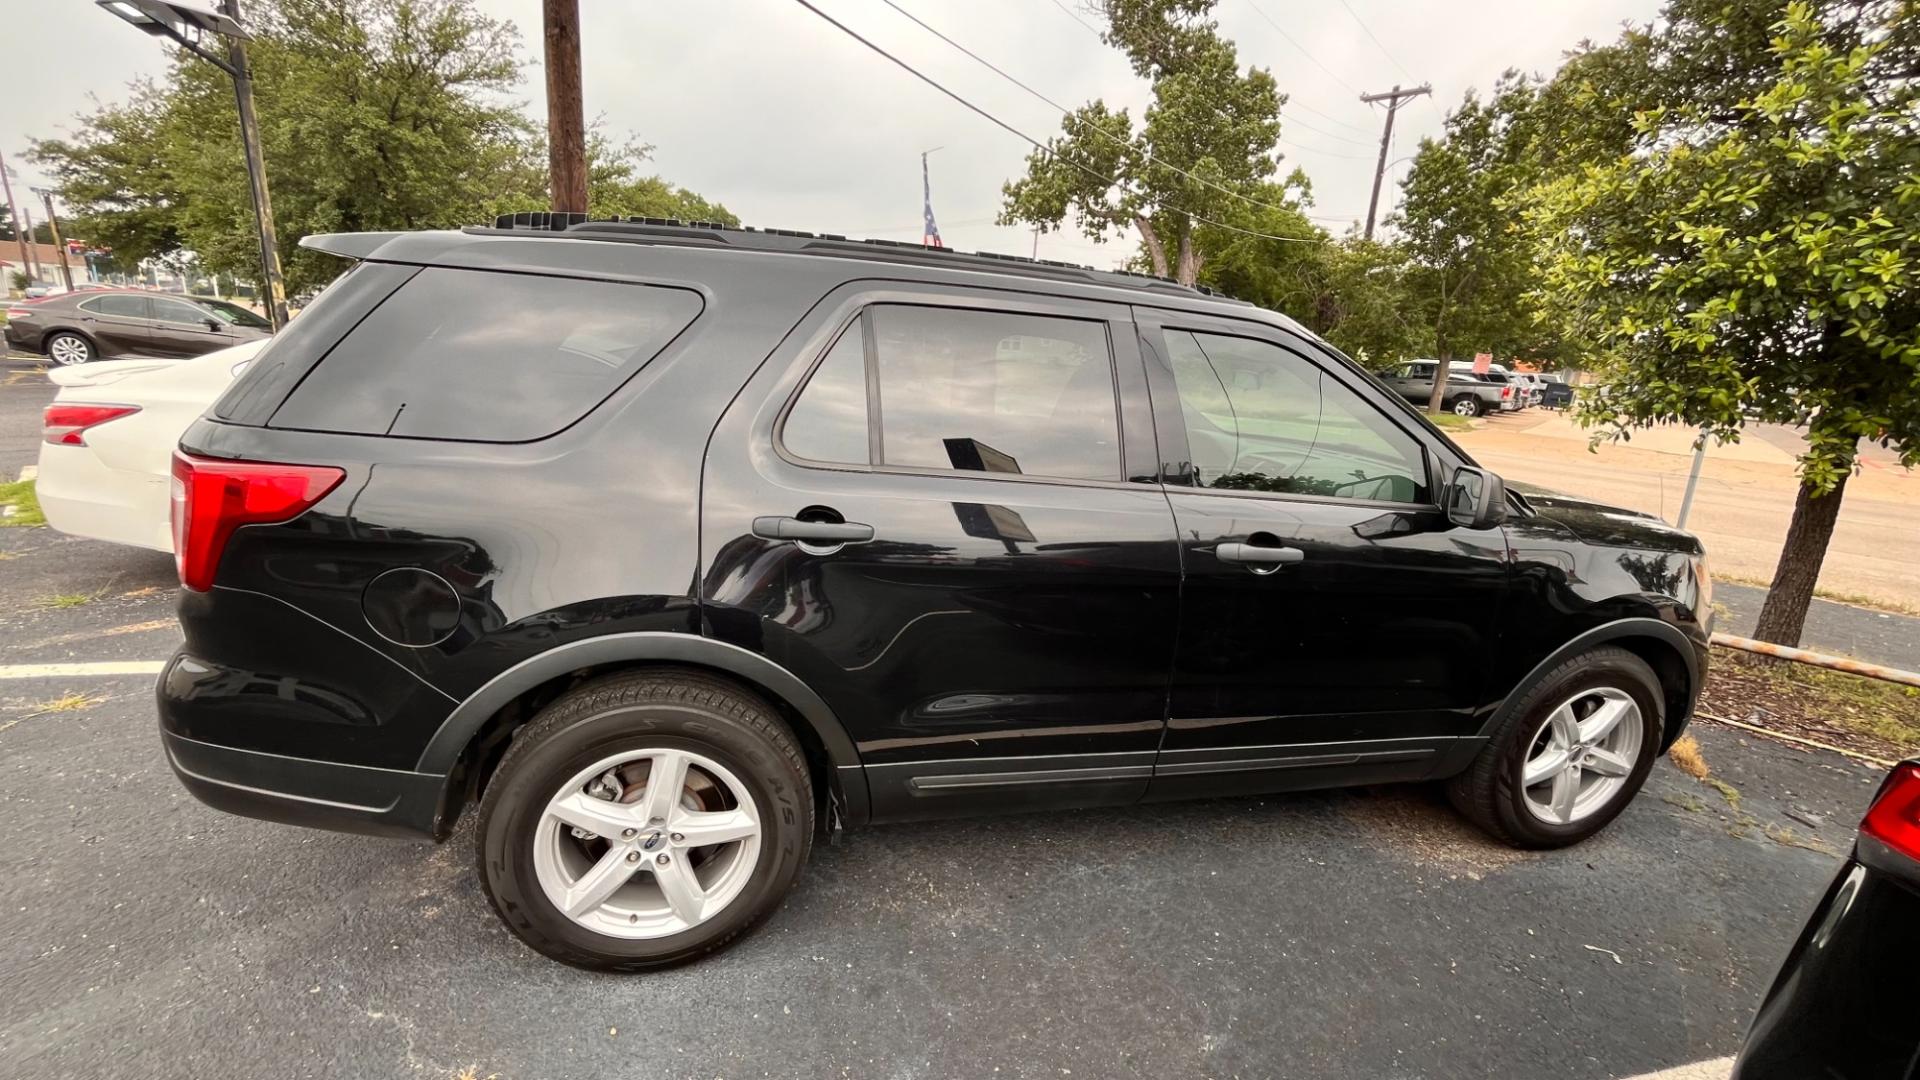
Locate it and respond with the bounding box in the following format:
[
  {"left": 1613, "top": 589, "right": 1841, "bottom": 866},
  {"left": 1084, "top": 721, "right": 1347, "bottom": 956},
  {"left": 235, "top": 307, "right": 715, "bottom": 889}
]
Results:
[{"left": 36, "top": 444, "right": 173, "bottom": 551}]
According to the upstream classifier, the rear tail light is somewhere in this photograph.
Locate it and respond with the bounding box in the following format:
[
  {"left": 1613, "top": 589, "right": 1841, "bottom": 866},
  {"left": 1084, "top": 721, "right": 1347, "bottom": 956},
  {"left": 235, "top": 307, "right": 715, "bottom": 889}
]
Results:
[
  {"left": 1861, "top": 763, "right": 1920, "bottom": 864},
  {"left": 44, "top": 403, "right": 140, "bottom": 446},
  {"left": 1502, "top": 385, "right": 1514, "bottom": 399},
  {"left": 169, "top": 452, "right": 345, "bottom": 591}
]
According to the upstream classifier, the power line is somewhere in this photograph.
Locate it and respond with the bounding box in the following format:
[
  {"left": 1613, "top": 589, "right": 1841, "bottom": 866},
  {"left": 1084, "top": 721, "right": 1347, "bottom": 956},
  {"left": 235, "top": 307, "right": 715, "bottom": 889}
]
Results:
[
  {"left": 1280, "top": 99, "right": 1377, "bottom": 140},
  {"left": 1042, "top": 0, "right": 1099, "bottom": 36},
  {"left": 1279, "top": 109, "right": 1381, "bottom": 148},
  {"left": 839, "top": 0, "right": 1318, "bottom": 242},
  {"left": 1334, "top": 0, "right": 1413, "bottom": 84},
  {"left": 1240, "top": 0, "right": 1363, "bottom": 97}
]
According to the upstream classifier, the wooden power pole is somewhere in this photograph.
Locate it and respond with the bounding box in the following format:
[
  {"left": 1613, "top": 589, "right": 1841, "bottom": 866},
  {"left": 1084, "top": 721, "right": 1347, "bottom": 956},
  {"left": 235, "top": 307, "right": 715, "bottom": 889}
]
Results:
[
  {"left": 0, "top": 150, "right": 32, "bottom": 289},
  {"left": 1359, "top": 83, "right": 1430, "bottom": 240},
  {"left": 34, "top": 190, "right": 76, "bottom": 292},
  {"left": 544, "top": 0, "right": 588, "bottom": 214}
]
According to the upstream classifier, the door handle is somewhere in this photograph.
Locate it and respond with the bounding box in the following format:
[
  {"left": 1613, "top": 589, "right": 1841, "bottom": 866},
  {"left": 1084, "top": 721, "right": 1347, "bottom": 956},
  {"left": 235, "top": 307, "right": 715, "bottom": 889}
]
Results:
[
  {"left": 752, "top": 515, "right": 875, "bottom": 544},
  {"left": 1214, "top": 542, "right": 1304, "bottom": 566}
]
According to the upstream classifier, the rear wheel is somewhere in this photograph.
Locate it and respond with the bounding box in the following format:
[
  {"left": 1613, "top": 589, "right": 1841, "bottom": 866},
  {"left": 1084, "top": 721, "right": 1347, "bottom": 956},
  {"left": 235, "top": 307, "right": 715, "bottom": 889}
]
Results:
[
  {"left": 476, "top": 669, "right": 813, "bottom": 971},
  {"left": 1448, "top": 646, "right": 1664, "bottom": 848},
  {"left": 1449, "top": 396, "right": 1481, "bottom": 417},
  {"left": 46, "top": 332, "right": 94, "bottom": 366}
]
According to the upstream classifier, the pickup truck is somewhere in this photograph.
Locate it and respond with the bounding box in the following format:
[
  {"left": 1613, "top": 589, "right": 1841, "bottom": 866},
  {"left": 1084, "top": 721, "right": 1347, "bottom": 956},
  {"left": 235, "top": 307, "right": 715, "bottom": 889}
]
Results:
[{"left": 1385, "top": 360, "right": 1514, "bottom": 417}]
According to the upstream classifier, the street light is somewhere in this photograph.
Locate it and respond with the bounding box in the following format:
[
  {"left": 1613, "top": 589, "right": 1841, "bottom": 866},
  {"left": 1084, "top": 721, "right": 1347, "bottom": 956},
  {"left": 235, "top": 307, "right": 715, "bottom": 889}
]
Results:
[{"left": 97, "top": 0, "right": 288, "bottom": 329}]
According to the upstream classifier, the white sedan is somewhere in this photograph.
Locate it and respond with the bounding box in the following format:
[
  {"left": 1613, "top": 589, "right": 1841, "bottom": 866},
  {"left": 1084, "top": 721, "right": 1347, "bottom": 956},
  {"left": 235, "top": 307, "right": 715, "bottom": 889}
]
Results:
[{"left": 37, "top": 340, "right": 266, "bottom": 551}]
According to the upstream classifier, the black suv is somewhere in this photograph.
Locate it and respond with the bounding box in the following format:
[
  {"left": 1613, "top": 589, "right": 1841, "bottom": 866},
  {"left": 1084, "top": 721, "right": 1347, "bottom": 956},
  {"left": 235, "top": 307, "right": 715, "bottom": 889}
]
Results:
[{"left": 161, "top": 215, "right": 1711, "bottom": 970}]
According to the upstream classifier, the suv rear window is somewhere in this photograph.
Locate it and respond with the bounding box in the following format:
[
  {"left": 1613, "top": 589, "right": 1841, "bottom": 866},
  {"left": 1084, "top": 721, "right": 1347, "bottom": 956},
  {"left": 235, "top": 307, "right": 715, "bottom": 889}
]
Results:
[{"left": 269, "top": 267, "right": 701, "bottom": 442}]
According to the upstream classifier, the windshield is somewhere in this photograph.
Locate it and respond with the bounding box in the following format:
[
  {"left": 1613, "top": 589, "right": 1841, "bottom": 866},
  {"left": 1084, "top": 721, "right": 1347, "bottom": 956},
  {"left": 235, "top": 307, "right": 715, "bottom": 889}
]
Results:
[{"left": 197, "top": 298, "right": 272, "bottom": 329}]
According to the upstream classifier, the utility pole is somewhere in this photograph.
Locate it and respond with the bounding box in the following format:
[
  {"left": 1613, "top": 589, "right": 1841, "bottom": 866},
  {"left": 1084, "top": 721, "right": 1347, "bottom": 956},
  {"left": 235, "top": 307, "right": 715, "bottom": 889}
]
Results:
[
  {"left": 220, "top": 0, "right": 288, "bottom": 328},
  {"left": 99, "top": 0, "right": 290, "bottom": 328},
  {"left": 1359, "top": 83, "right": 1430, "bottom": 240},
  {"left": 544, "top": 0, "right": 588, "bottom": 214},
  {"left": 33, "top": 189, "right": 76, "bottom": 293},
  {"left": 0, "top": 151, "right": 32, "bottom": 290}
]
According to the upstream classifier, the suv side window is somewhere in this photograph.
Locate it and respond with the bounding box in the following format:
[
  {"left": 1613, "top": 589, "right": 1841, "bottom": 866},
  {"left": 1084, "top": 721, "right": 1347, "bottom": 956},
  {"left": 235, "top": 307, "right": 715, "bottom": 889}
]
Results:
[
  {"left": 783, "top": 304, "right": 1122, "bottom": 481},
  {"left": 80, "top": 294, "right": 148, "bottom": 319},
  {"left": 269, "top": 267, "right": 702, "bottom": 442},
  {"left": 1164, "top": 330, "right": 1428, "bottom": 503}
]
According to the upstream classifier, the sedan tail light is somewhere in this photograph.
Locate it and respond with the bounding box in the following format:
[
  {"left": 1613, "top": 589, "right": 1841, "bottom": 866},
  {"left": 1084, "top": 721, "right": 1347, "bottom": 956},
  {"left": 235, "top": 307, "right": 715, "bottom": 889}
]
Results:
[
  {"left": 1861, "top": 762, "right": 1920, "bottom": 864},
  {"left": 170, "top": 452, "right": 345, "bottom": 591},
  {"left": 44, "top": 403, "right": 140, "bottom": 446}
]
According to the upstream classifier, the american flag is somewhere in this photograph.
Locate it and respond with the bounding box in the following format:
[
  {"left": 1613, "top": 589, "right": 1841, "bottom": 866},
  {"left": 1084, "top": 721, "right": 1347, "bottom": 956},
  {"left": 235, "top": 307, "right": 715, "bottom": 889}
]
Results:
[{"left": 921, "top": 152, "right": 943, "bottom": 248}]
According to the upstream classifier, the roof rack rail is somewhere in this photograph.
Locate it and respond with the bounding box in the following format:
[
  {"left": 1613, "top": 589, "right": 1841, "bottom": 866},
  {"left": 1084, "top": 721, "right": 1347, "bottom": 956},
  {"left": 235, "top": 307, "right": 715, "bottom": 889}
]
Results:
[{"left": 478, "top": 212, "right": 1236, "bottom": 302}]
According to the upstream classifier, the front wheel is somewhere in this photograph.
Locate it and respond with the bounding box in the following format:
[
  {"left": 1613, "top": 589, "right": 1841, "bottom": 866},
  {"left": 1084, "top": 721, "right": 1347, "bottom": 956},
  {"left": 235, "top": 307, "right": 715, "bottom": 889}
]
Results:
[
  {"left": 476, "top": 669, "right": 814, "bottom": 971},
  {"left": 1449, "top": 396, "right": 1481, "bottom": 417},
  {"left": 45, "top": 332, "right": 95, "bottom": 366},
  {"left": 1448, "top": 646, "right": 1664, "bottom": 848}
]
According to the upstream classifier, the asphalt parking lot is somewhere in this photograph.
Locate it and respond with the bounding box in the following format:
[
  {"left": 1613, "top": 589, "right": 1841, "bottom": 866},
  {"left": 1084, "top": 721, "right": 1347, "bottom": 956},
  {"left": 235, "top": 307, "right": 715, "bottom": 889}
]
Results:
[{"left": 0, "top": 358, "right": 1885, "bottom": 1079}]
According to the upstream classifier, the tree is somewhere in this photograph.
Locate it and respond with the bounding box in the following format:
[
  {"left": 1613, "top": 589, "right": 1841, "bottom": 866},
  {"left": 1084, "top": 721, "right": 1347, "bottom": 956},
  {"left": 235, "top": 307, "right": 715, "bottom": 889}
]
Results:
[
  {"left": 30, "top": 0, "right": 732, "bottom": 296},
  {"left": 1394, "top": 74, "right": 1557, "bottom": 410},
  {"left": 1525, "top": 0, "right": 1920, "bottom": 645},
  {"left": 999, "top": 0, "right": 1286, "bottom": 285}
]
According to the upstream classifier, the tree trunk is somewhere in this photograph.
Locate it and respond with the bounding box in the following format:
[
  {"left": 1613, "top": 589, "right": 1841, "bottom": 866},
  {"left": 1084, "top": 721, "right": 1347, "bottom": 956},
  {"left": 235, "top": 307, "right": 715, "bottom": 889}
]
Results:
[
  {"left": 1752, "top": 466, "right": 1852, "bottom": 647},
  {"left": 1174, "top": 230, "right": 1202, "bottom": 285},
  {"left": 1135, "top": 215, "right": 1169, "bottom": 278},
  {"left": 1425, "top": 283, "right": 1452, "bottom": 414}
]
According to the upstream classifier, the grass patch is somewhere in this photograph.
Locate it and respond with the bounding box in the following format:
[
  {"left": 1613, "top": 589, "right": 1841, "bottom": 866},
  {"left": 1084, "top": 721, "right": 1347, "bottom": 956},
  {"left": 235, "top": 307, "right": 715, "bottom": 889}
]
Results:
[
  {"left": 1661, "top": 791, "right": 1705, "bottom": 812},
  {"left": 0, "top": 479, "right": 45, "bottom": 527},
  {"left": 1706, "top": 645, "right": 1920, "bottom": 757},
  {"left": 1668, "top": 734, "right": 1710, "bottom": 778},
  {"left": 27, "top": 692, "right": 103, "bottom": 716},
  {"left": 41, "top": 592, "right": 96, "bottom": 610},
  {"left": 1704, "top": 777, "right": 1742, "bottom": 811},
  {"left": 1428, "top": 412, "right": 1475, "bottom": 431}
]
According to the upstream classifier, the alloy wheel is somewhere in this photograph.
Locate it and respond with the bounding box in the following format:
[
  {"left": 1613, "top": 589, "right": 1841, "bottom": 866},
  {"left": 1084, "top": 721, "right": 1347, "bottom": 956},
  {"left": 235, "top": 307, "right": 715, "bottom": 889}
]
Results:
[
  {"left": 1452, "top": 399, "right": 1477, "bottom": 417},
  {"left": 532, "top": 747, "right": 762, "bottom": 939},
  {"left": 1519, "top": 686, "right": 1643, "bottom": 825},
  {"left": 48, "top": 335, "right": 91, "bottom": 366}
]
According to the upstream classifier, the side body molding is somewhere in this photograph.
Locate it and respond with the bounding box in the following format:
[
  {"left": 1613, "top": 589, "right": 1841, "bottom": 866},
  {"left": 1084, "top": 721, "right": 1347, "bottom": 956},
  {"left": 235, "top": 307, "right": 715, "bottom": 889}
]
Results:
[{"left": 415, "top": 632, "right": 870, "bottom": 824}]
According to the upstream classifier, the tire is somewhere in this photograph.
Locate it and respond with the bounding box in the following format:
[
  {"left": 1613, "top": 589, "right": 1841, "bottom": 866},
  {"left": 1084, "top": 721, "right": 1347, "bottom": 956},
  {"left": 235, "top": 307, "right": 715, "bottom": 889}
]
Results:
[
  {"left": 1447, "top": 646, "right": 1664, "bottom": 848},
  {"left": 476, "top": 668, "right": 814, "bottom": 971},
  {"left": 45, "top": 331, "right": 95, "bottom": 366},
  {"left": 1449, "top": 396, "right": 1481, "bottom": 417}
]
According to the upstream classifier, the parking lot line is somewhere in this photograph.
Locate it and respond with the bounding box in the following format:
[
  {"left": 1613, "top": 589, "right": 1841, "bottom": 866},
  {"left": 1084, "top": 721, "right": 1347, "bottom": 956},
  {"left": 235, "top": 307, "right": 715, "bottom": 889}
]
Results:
[{"left": 0, "top": 660, "right": 165, "bottom": 678}]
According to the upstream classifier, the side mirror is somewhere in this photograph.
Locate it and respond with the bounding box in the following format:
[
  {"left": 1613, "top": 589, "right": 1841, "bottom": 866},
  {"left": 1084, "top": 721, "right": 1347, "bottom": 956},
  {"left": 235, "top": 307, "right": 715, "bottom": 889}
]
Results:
[
  {"left": 204, "top": 318, "right": 223, "bottom": 332},
  {"left": 1445, "top": 466, "right": 1509, "bottom": 529}
]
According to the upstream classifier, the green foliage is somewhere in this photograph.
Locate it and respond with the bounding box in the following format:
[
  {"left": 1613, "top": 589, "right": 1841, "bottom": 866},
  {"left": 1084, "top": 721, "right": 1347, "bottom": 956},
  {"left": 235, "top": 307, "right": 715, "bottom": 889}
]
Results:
[
  {"left": 999, "top": 0, "right": 1286, "bottom": 284},
  {"left": 1394, "top": 74, "right": 1564, "bottom": 376},
  {"left": 0, "top": 480, "right": 46, "bottom": 527},
  {"left": 29, "top": 0, "right": 732, "bottom": 296},
  {"left": 1526, "top": 0, "right": 1920, "bottom": 490}
]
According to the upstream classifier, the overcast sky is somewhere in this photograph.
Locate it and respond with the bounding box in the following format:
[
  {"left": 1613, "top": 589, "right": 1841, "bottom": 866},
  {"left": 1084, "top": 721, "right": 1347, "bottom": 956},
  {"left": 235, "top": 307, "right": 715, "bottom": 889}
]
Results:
[{"left": 5, "top": 0, "right": 1662, "bottom": 266}]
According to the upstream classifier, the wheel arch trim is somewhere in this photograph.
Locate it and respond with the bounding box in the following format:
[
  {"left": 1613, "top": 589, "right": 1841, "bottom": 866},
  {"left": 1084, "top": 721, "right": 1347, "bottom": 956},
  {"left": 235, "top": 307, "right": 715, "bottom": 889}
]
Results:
[
  {"left": 1482, "top": 616, "right": 1702, "bottom": 746},
  {"left": 415, "top": 631, "right": 869, "bottom": 820}
]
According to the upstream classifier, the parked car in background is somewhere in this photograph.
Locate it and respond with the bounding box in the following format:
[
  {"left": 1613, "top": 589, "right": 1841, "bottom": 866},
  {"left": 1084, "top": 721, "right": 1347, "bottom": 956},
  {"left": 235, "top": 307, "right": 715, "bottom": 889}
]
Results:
[
  {"left": 1539, "top": 377, "right": 1575, "bottom": 409},
  {"left": 1454, "top": 361, "right": 1531, "bottom": 409},
  {"left": 1387, "top": 360, "right": 1513, "bottom": 416},
  {"left": 1733, "top": 760, "right": 1920, "bottom": 1079},
  {"left": 159, "top": 217, "right": 1711, "bottom": 971},
  {"left": 38, "top": 340, "right": 266, "bottom": 550},
  {"left": 5, "top": 289, "right": 272, "bottom": 365}
]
